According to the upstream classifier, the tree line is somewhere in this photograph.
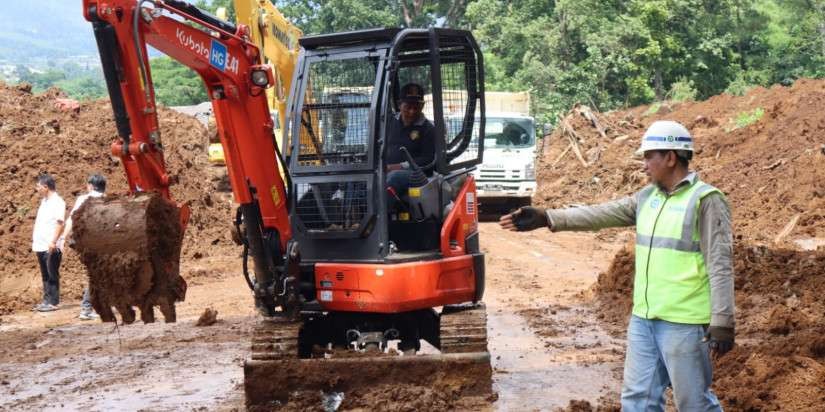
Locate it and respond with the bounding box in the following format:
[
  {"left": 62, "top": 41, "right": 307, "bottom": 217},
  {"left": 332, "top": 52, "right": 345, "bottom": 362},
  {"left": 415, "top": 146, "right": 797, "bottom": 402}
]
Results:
[{"left": 14, "top": 0, "right": 825, "bottom": 123}]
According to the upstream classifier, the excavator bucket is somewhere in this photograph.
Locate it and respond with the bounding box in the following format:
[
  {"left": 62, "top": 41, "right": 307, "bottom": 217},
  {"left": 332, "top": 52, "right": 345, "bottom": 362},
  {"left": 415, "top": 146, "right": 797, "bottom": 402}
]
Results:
[
  {"left": 244, "top": 304, "right": 492, "bottom": 409},
  {"left": 72, "top": 193, "right": 186, "bottom": 323}
]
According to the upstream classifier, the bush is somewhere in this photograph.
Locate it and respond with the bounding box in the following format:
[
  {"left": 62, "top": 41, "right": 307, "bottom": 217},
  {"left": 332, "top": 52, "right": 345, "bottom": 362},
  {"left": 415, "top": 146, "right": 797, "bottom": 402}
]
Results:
[
  {"left": 667, "top": 78, "right": 698, "bottom": 102},
  {"left": 644, "top": 102, "right": 662, "bottom": 116},
  {"left": 728, "top": 107, "right": 764, "bottom": 131},
  {"left": 725, "top": 71, "right": 762, "bottom": 96}
]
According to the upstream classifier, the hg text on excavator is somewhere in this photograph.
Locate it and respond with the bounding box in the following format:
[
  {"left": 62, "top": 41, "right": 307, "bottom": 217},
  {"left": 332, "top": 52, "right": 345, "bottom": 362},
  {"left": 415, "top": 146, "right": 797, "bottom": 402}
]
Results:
[{"left": 77, "top": 0, "right": 490, "bottom": 406}]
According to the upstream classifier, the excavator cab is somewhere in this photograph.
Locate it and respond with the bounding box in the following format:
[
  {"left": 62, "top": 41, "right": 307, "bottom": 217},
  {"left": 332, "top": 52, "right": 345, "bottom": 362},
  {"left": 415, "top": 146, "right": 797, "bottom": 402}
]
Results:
[
  {"left": 244, "top": 28, "right": 491, "bottom": 406},
  {"left": 285, "top": 28, "right": 485, "bottom": 260}
]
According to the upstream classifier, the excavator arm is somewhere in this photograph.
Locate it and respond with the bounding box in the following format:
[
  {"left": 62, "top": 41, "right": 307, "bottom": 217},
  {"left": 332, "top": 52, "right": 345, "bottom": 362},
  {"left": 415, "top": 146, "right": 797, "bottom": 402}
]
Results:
[
  {"left": 77, "top": 0, "right": 296, "bottom": 322},
  {"left": 231, "top": 0, "right": 301, "bottom": 142}
]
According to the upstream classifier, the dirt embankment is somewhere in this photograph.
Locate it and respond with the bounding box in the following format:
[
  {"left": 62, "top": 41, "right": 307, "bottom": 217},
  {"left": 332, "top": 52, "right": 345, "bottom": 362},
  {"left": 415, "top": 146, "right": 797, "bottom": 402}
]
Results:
[
  {"left": 536, "top": 78, "right": 825, "bottom": 410},
  {"left": 0, "top": 83, "right": 235, "bottom": 314},
  {"left": 536, "top": 78, "right": 825, "bottom": 245}
]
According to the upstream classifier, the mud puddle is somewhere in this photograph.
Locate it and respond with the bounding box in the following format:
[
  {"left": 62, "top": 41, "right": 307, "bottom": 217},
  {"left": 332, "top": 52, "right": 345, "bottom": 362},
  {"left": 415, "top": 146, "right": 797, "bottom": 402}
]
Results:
[
  {"left": 0, "top": 320, "right": 246, "bottom": 410},
  {"left": 488, "top": 300, "right": 621, "bottom": 410},
  {"left": 480, "top": 225, "right": 626, "bottom": 410}
]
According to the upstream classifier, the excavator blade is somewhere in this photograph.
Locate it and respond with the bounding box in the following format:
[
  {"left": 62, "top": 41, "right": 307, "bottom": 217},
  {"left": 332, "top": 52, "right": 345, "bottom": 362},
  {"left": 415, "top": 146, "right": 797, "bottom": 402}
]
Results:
[
  {"left": 244, "top": 304, "right": 492, "bottom": 409},
  {"left": 72, "top": 193, "right": 186, "bottom": 323}
]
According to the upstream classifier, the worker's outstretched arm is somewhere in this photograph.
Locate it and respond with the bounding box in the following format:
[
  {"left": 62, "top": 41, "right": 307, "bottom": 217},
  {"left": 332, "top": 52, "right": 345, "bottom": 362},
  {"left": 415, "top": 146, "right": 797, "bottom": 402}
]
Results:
[{"left": 501, "top": 188, "right": 645, "bottom": 232}]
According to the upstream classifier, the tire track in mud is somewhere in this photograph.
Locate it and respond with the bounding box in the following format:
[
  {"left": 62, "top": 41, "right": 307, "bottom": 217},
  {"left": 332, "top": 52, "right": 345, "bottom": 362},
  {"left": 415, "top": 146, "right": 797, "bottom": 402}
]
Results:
[{"left": 480, "top": 223, "right": 625, "bottom": 410}]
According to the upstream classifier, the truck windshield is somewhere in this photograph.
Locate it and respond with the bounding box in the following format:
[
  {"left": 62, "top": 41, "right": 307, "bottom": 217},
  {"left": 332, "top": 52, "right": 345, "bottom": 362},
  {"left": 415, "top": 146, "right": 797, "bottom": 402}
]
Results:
[
  {"left": 449, "top": 116, "right": 536, "bottom": 150},
  {"left": 484, "top": 117, "right": 535, "bottom": 149}
]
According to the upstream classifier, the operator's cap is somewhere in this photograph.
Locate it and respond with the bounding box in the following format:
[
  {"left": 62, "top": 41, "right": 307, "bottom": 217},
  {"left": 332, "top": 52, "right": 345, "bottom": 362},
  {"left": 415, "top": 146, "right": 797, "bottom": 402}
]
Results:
[
  {"left": 399, "top": 83, "right": 425, "bottom": 103},
  {"left": 636, "top": 120, "right": 694, "bottom": 156}
]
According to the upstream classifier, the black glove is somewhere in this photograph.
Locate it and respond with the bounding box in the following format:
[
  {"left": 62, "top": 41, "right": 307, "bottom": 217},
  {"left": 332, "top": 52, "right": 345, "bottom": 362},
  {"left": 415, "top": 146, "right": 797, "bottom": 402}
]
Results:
[
  {"left": 512, "top": 207, "right": 549, "bottom": 231},
  {"left": 705, "top": 326, "right": 734, "bottom": 356}
]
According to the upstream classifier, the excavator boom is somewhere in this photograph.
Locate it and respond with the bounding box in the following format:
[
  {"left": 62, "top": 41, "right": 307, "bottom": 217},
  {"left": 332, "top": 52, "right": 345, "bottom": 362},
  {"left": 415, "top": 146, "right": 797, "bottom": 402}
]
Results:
[{"left": 77, "top": 0, "right": 293, "bottom": 322}]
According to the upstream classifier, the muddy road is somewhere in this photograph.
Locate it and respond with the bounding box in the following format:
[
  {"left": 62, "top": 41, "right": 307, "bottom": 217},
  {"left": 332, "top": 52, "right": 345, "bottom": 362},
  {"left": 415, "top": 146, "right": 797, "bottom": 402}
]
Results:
[{"left": 0, "top": 224, "right": 625, "bottom": 411}]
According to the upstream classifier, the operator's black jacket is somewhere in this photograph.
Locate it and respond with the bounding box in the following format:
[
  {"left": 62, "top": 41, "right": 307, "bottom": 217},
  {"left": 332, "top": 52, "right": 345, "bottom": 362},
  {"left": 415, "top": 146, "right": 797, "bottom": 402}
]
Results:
[{"left": 385, "top": 114, "right": 435, "bottom": 168}]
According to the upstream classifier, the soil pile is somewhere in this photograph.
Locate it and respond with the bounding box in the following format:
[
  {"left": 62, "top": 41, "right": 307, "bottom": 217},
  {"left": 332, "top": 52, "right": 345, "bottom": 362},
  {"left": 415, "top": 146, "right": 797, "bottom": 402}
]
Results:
[
  {"left": 0, "top": 83, "right": 235, "bottom": 314},
  {"left": 592, "top": 244, "right": 825, "bottom": 410},
  {"left": 536, "top": 79, "right": 825, "bottom": 245},
  {"left": 538, "top": 79, "right": 825, "bottom": 409}
]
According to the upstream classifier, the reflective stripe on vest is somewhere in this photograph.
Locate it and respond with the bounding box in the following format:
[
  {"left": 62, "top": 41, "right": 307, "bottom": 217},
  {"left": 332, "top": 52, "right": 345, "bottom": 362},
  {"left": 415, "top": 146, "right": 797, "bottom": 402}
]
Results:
[{"left": 633, "top": 179, "right": 721, "bottom": 324}]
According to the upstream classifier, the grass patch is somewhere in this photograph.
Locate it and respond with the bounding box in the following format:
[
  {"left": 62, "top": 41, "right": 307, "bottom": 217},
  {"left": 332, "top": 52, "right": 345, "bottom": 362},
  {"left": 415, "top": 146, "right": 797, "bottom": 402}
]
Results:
[
  {"left": 644, "top": 102, "right": 661, "bottom": 116},
  {"left": 728, "top": 107, "right": 764, "bottom": 131}
]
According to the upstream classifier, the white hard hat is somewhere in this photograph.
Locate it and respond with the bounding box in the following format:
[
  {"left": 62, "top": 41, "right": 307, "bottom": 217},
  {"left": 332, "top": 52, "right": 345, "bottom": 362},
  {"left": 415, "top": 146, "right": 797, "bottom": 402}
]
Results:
[{"left": 636, "top": 120, "right": 694, "bottom": 156}]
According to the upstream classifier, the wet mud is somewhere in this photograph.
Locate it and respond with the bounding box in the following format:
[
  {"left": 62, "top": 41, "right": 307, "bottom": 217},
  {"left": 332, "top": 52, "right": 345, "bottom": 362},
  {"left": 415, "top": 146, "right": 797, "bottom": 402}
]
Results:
[{"left": 73, "top": 194, "right": 185, "bottom": 323}]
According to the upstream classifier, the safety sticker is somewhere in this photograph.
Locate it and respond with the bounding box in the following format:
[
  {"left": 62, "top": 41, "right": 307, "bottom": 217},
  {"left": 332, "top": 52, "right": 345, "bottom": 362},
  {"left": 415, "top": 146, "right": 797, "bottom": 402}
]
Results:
[
  {"left": 466, "top": 192, "right": 475, "bottom": 214},
  {"left": 319, "top": 290, "right": 333, "bottom": 301}
]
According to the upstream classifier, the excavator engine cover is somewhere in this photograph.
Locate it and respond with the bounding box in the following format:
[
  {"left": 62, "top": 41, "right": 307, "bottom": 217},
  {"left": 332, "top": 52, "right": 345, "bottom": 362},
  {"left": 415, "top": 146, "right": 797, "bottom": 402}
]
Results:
[{"left": 72, "top": 194, "right": 186, "bottom": 323}]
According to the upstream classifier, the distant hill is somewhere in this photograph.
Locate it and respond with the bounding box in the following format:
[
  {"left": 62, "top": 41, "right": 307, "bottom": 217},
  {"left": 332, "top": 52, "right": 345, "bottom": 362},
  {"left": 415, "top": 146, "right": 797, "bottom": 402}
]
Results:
[{"left": 0, "top": 1, "right": 97, "bottom": 63}]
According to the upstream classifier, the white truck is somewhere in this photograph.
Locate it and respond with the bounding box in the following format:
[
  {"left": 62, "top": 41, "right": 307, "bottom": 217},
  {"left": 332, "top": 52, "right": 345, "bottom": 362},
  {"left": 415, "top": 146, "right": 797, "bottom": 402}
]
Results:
[{"left": 473, "top": 92, "right": 537, "bottom": 211}]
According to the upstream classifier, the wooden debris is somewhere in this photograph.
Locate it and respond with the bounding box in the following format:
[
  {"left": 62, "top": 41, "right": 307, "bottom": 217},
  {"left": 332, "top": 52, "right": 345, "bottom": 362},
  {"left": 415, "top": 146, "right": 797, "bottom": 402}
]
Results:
[
  {"left": 612, "top": 134, "right": 631, "bottom": 144},
  {"left": 574, "top": 104, "right": 607, "bottom": 138},
  {"left": 762, "top": 158, "right": 787, "bottom": 170},
  {"left": 774, "top": 214, "right": 801, "bottom": 244},
  {"left": 558, "top": 115, "right": 588, "bottom": 167},
  {"left": 551, "top": 143, "right": 573, "bottom": 167}
]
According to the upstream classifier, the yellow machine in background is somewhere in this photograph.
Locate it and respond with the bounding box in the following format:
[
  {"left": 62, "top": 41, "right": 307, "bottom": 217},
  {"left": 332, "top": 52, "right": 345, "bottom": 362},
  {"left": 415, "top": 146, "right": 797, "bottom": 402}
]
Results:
[{"left": 209, "top": 0, "right": 301, "bottom": 164}]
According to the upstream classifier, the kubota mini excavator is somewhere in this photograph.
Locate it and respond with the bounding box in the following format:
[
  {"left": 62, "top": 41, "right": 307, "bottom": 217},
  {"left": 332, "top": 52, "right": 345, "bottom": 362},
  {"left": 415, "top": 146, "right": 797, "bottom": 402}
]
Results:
[{"left": 78, "top": 0, "right": 489, "bottom": 406}]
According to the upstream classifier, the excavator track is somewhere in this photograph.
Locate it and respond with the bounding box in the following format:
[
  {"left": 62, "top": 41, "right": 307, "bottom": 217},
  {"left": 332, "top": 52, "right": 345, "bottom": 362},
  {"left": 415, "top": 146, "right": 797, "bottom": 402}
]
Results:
[
  {"left": 441, "top": 302, "right": 489, "bottom": 354},
  {"left": 244, "top": 304, "right": 492, "bottom": 409}
]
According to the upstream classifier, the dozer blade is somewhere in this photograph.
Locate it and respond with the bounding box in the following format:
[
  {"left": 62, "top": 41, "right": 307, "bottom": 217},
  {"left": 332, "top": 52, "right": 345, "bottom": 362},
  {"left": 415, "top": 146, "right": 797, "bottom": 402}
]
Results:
[
  {"left": 244, "top": 304, "right": 492, "bottom": 409},
  {"left": 72, "top": 193, "right": 186, "bottom": 323}
]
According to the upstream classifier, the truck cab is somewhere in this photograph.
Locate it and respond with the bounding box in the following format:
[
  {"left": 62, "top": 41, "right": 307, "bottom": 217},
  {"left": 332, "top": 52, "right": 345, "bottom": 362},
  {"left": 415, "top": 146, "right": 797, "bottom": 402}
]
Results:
[{"left": 473, "top": 111, "right": 537, "bottom": 211}]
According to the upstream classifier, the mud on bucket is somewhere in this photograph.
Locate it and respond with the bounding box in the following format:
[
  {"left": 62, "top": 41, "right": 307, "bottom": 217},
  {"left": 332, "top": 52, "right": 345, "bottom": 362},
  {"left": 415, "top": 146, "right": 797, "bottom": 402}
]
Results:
[{"left": 72, "top": 193, "right": 187, "bottom": 323}]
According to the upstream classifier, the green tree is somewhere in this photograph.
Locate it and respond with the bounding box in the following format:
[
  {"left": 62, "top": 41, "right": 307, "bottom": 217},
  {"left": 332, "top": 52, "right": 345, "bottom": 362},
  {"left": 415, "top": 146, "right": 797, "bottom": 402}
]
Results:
[{"left": 150, "top": 57, "right": 209, "bottom": 106}]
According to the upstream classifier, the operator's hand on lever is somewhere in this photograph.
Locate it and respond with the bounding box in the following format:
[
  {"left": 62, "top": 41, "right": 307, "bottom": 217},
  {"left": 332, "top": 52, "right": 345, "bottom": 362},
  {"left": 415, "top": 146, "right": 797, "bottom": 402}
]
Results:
[{"left": 499, "top": 206, "right": 549, "bottom": 232}]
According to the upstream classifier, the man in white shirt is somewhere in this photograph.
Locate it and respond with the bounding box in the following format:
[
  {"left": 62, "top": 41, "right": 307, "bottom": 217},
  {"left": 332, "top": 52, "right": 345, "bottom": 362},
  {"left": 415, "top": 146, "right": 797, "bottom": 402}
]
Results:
[
  {"left": 62, "top": 174, "right": 106, "bottom": 320},
  {"left": 32, "top": 174, "right": 66, "bottom": 312}
]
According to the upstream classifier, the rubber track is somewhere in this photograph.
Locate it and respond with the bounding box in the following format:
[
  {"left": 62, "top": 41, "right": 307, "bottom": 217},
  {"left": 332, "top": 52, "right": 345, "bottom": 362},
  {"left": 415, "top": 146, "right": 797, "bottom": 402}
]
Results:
[
  {"left": 440, "top": 303, "right": 489, "bottom": 354},
  {"left": 249, "top": 318, "right": 302, "bottom": 361}
]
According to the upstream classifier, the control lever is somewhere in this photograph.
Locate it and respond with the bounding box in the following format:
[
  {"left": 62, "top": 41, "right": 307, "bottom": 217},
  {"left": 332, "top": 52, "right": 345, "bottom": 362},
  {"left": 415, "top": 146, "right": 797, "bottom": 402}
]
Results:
[{"left": 399, "top": 147, "right": 428, "bottom": 187}]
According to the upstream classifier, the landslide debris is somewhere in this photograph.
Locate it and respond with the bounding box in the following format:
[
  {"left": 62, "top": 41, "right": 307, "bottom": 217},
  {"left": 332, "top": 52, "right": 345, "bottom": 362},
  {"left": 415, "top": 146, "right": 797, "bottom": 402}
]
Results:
[
  {"left": 538, "top": 79, "right": 825, "bottom": 410},
  {"left": 0, "top": 83, "right": 234, "bottom": 315}
]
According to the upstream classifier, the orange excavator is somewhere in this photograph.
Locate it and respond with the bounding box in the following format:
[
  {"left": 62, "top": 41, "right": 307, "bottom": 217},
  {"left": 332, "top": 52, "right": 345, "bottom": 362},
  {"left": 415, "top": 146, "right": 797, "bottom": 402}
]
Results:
[{"left": 78, "top": 0, "right": 490, "bottom": 406}]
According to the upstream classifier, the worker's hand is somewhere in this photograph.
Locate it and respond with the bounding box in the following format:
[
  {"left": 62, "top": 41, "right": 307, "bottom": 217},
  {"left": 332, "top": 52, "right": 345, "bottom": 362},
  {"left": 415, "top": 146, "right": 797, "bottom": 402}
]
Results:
[
  {"left": 48, "top": 241, "right": 57, "bottom": 253},
  {"left": 499, "top": 207, "right": 548, "bottom": 231},
  {"left": 704, "top": 326, "right": 734, "bottom": 357}
]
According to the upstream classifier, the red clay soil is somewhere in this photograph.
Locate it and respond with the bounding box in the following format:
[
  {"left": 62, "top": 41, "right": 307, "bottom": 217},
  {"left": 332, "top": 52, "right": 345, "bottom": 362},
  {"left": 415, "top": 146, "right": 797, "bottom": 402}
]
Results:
[
  {"left": 536, "top": 78, "right": 825, "bottom": 245},
  {"left": 538, "top": 78, "right": 825, "bottom": 410},
  {"left": 593, "top": 244, "right": 825, "bottom": 411},
  {"left": 0, "top": 82, "right": 235, "bottom": 314}
]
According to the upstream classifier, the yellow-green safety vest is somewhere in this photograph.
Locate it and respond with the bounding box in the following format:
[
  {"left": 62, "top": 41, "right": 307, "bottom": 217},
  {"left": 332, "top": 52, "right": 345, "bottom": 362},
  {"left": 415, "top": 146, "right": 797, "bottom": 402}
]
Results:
[{"left": 634, "top": 178, "right": 722, "bottom": 324}]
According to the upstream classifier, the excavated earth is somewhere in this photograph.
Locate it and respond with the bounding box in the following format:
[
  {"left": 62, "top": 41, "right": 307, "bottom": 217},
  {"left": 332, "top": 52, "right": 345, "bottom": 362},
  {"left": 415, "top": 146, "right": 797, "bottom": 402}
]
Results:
[
  {"left": 539, "top": 78, "right": 825, "bottom": 410},
  {"left": 0, "top": 82, "right": 234, "bottom": 315}
]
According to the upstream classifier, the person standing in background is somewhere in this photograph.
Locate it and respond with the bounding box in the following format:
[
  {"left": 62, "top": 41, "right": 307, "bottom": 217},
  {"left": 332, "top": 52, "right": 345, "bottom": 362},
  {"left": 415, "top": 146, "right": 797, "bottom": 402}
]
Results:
[
  {"left": 62, "top": 174, "right": 107, "bottom": 320},
  {"left": 32, "top": 173, "right": 66, "bottom": 312}
]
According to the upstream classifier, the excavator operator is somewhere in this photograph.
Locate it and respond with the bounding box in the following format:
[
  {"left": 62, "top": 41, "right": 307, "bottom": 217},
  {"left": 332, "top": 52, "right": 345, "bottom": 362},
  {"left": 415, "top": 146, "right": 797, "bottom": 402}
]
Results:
[{"left": 385, "top": 83, "right": 435, "bottom": 201}]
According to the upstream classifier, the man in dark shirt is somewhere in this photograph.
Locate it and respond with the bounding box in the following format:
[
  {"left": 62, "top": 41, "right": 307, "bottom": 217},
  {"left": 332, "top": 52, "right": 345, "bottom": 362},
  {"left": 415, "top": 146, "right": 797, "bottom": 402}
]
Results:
[{"left": 386, "top": 83, "right": 435, "bottom": 199}]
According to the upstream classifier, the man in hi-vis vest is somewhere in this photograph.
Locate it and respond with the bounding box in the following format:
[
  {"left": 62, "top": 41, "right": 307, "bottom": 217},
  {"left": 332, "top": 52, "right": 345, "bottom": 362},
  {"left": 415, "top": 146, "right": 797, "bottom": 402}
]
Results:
[{"left": 501, "top": 120, "right": 734, "bottom": 411}]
